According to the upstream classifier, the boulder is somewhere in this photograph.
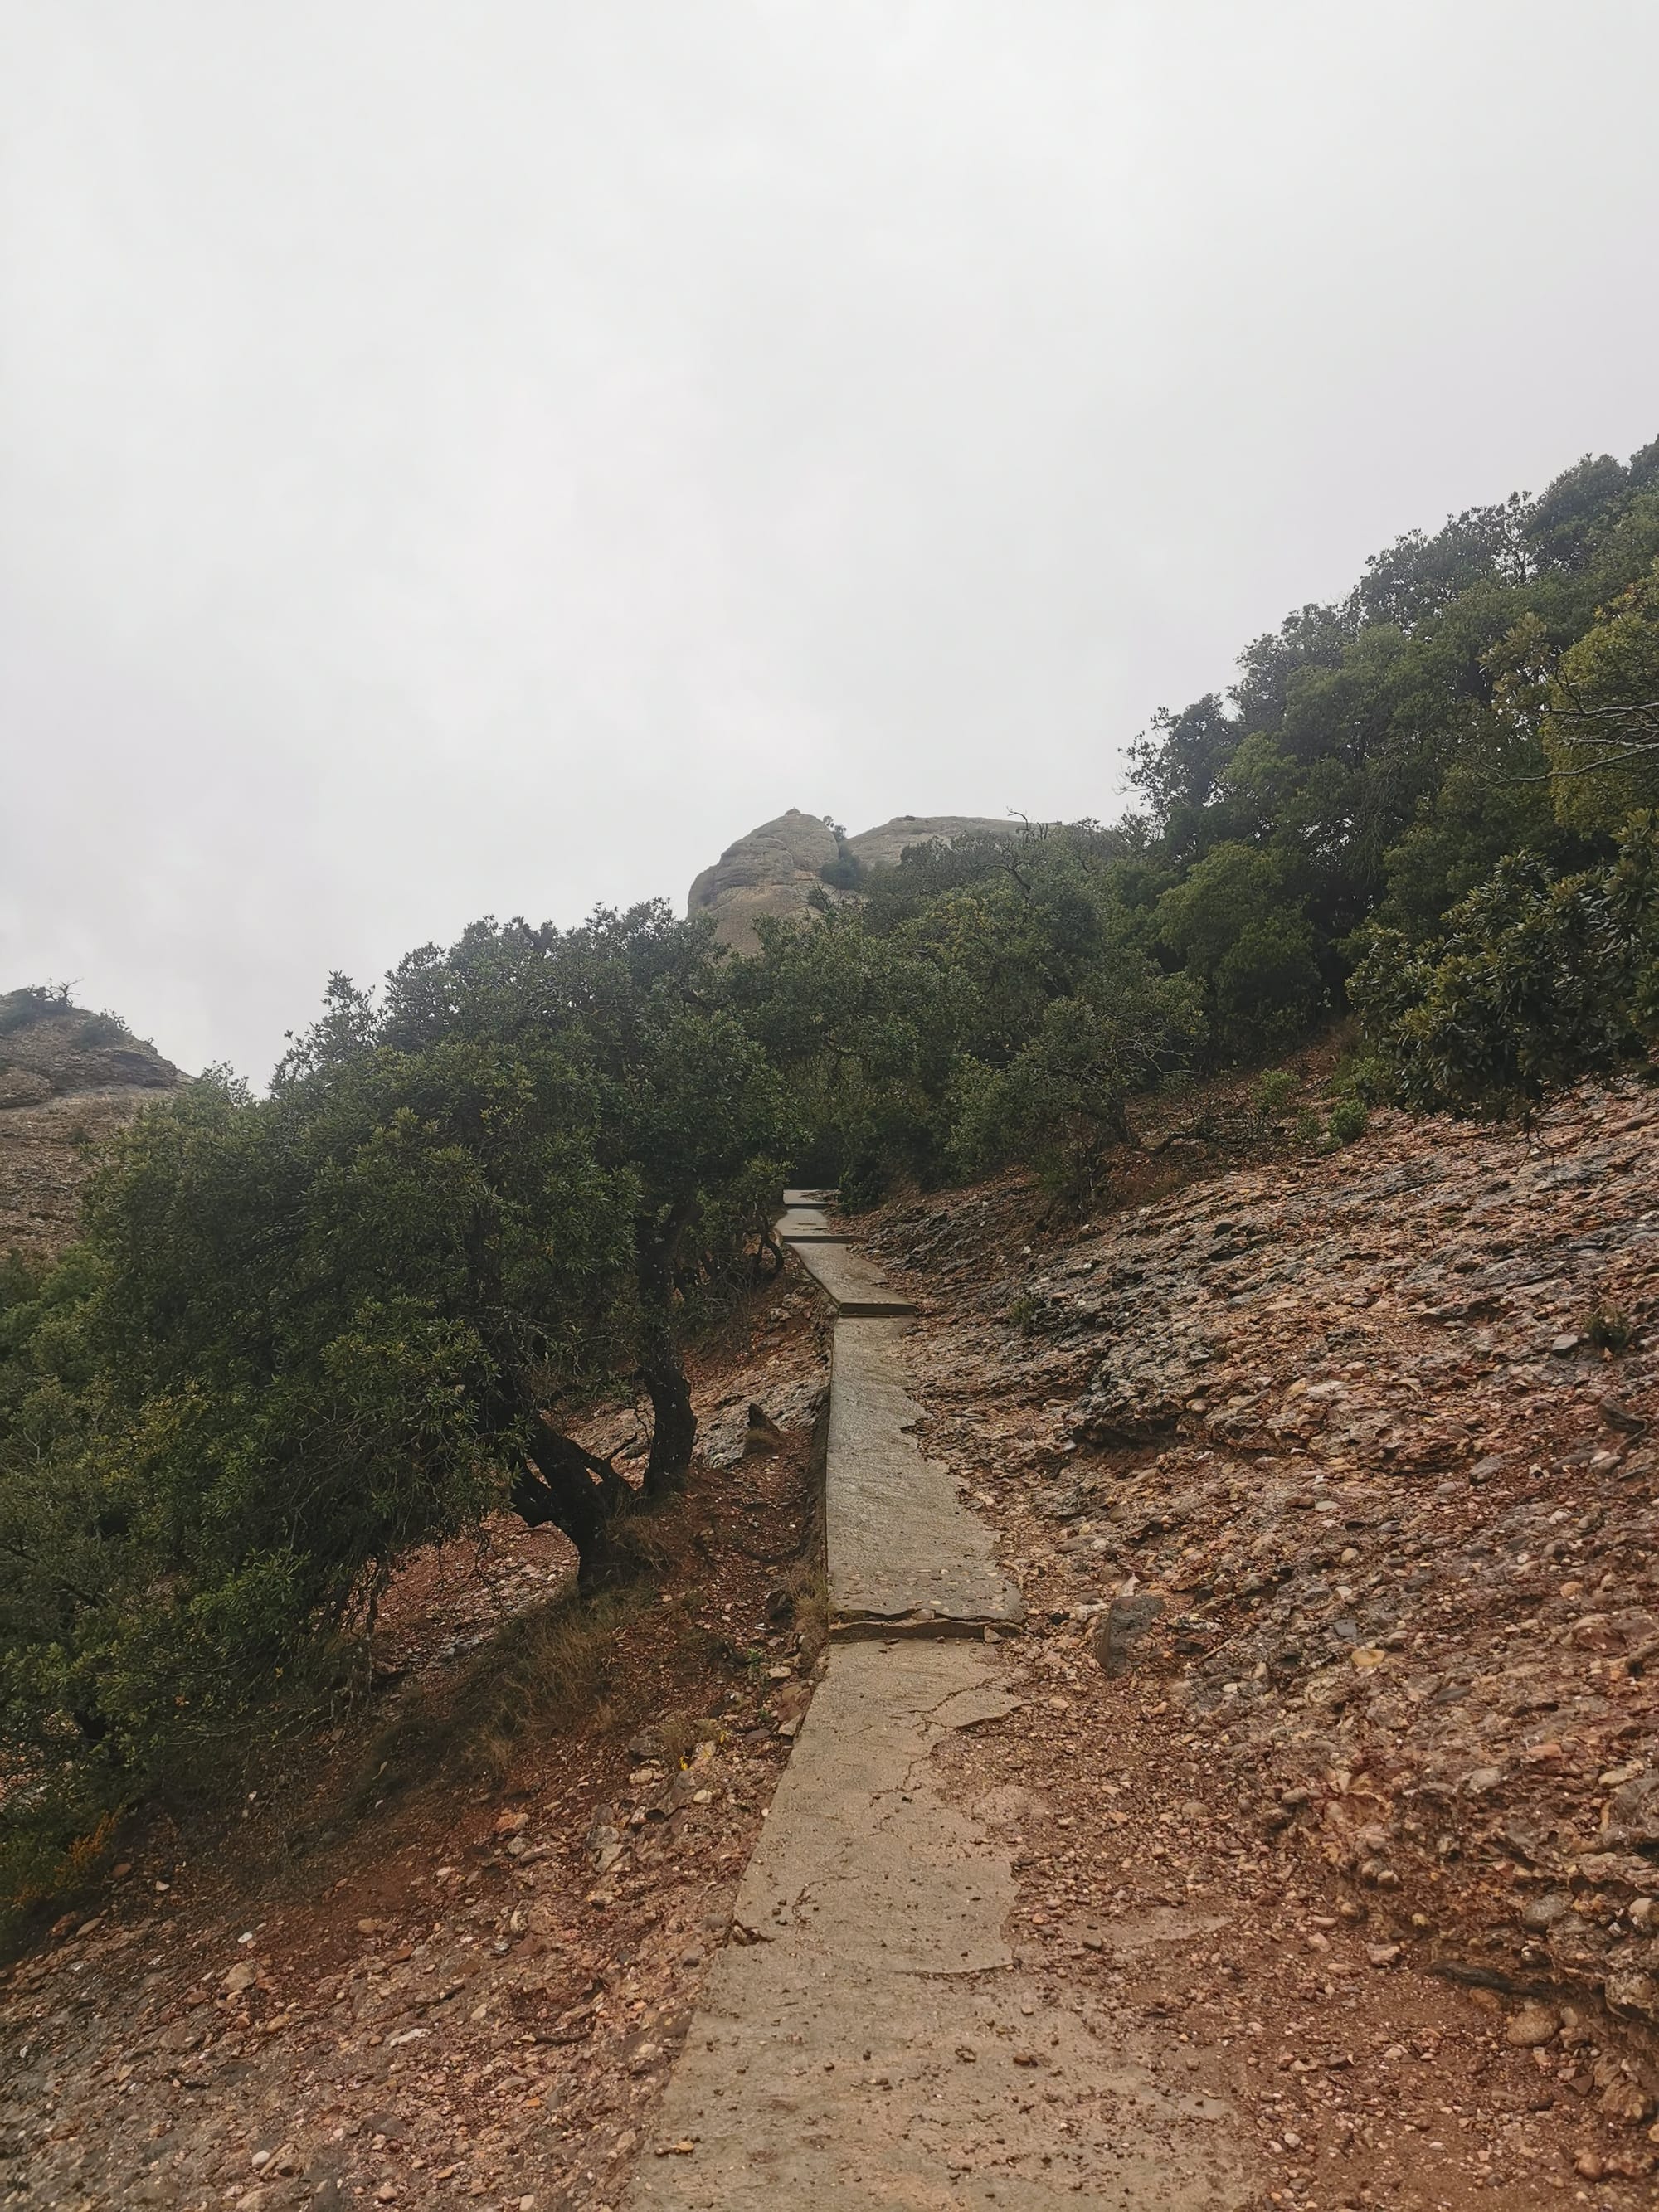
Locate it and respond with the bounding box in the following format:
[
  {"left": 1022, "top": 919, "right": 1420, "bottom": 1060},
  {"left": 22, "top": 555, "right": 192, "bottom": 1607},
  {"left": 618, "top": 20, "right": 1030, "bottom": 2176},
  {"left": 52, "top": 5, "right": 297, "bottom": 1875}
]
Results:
[
  {"left": 687, "top": 809, "right": 1014, "bottom": 953},
  {"left": 687, "top": 810, "right": 843, "bottom": 954},
  {"left": 0, "top": 998, "right": 189, "bottom": 1262}
]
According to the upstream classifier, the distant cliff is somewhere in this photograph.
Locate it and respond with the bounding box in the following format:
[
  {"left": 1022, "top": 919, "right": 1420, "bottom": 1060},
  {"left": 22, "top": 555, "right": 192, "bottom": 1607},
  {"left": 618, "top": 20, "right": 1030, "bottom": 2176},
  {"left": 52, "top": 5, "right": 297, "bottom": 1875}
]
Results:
[
  {"left": 0, "top": 990, "right": 188, "bottom": 1262},
  {"left": 688, "top": 809, "right": 1011, "bottom": 953}
]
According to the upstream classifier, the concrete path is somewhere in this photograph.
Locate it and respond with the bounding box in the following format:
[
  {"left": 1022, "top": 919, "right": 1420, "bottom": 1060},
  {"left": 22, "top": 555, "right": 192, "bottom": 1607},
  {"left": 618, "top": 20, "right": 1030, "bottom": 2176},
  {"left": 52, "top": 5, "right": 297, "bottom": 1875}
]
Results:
[
  {"left": 826, "top": 1320, "right": 1023, "bottom": 1636},
  {"left": 788, "top": 1237, "right": 917, "bottom": 1315},
  {"left": 625, "top": 1200, "right": 1248, "bottom": 2210},
  {"left": 774, "top": 1197, "right": 849, "bottom": 1242}
]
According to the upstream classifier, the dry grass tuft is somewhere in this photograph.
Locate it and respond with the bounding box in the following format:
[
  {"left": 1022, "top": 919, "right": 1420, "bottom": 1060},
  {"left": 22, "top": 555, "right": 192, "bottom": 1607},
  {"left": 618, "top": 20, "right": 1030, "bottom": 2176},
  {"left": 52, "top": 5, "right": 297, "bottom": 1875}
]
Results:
[{"left": 355, "top": 1584, "right": 648, "bottom": 1806}]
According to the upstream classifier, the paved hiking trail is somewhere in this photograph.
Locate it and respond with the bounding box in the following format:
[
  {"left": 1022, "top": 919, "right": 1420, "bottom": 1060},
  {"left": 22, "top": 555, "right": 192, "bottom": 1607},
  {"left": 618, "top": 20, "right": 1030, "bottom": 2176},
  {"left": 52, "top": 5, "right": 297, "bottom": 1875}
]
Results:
[{"left": 625, "top": 1197, "right": 1249, "bottom": 2210}]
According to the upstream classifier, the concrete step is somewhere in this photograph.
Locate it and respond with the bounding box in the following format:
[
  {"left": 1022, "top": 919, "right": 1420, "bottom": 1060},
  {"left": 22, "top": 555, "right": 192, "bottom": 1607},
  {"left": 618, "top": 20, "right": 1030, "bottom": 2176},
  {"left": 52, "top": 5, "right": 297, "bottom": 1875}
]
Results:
[
  {"left": 783, "top": 1238, "right": 916, "bottom": 1316},
  {"left": 775, "top": 1203, "right": 852, "bottom": 1243}
]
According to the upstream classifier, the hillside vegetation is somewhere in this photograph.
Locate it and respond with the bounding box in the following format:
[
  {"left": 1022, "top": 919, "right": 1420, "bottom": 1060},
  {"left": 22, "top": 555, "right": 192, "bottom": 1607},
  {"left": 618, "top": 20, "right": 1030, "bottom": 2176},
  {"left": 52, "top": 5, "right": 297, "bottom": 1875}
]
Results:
[{"left": 3, "top": 433, "right": 1658, "bottom": 1930}]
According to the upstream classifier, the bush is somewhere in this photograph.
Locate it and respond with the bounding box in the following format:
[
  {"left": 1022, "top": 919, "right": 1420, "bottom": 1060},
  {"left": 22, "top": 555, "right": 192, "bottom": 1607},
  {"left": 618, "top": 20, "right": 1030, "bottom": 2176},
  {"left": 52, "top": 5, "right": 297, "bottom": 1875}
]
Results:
[
  {"left": 1350, "top": 814, "right": 1659, "bottom": 1113},
  {"left": 73, "top": 1012, "right": 134, "bottom": 1048},
  {"left": 947, "top": 966, "right": 1203, "bottom": 1203},
  {"left": 0, "top": 984, "right": 73, "bottom": 1036},
  {"left": 1250, "top": 1069, "right": 1298, "bottom": 1125}
]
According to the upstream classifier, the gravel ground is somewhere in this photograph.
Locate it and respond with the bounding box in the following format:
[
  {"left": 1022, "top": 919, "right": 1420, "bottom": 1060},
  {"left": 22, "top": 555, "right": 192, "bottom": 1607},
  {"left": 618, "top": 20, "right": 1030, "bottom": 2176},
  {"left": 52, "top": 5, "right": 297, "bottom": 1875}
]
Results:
[{"left": 868, "top": 1076, "right": 1659, "bottom": 2207}]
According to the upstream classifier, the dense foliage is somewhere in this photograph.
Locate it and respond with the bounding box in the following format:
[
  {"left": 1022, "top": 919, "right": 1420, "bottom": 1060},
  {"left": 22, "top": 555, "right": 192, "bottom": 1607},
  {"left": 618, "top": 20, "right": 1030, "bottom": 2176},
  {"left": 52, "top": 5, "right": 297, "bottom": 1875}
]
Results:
[
  {"left": 1350, "top": 815, "right": 1659, "bottom": 1115},
  {"left": 0, "top": 909, "right": 791, "bottom": 1888},
  {"left": 4, "top": 433, "right": 1657, "bottom": 1911},
  {"left": 728, "top": 435, "right": 1659, "bottom": 1179}
]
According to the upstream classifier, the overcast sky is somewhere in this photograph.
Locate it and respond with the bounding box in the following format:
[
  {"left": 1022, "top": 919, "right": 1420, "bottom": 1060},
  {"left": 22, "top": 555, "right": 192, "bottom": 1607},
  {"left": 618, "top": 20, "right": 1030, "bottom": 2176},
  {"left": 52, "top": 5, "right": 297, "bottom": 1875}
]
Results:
[{"left": 3, "top": 2, "right": 1657, "bottom": 1082}]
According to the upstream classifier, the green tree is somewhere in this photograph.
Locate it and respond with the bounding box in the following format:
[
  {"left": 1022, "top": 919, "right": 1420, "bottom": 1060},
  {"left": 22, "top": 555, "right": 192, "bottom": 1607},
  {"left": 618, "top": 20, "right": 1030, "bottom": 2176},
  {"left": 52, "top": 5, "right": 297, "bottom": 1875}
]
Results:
[
  {"left": 949, "top": 964, "right": 1202, "bottom": 1202},
  {"left": 1, "top": 904, "right": 794, "bottom": 1840},
  {"left": 1155, "top": 843, "right": 1324, "bottom": 1054},
  {"left": 1543, "top": 561, "right": 1659, "bottom": 830},
  {"left": 1350, "top": 815, "right": 1659, "bottom": 1113}
]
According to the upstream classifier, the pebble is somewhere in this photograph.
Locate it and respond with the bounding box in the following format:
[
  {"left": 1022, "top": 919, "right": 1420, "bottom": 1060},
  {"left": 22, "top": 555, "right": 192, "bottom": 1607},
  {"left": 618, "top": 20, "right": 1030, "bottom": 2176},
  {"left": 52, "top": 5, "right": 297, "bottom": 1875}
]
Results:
[{"left": 1506, "top": 2005, "right": 1558, "bottom": 2048}]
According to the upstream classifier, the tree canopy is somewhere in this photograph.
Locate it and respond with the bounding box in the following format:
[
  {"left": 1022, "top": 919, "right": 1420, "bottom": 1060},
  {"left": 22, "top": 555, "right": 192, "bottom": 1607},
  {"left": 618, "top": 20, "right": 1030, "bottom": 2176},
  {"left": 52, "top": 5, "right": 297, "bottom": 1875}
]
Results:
[{"left": 0, "top": 905, "right": 793, "bottom": 1869}]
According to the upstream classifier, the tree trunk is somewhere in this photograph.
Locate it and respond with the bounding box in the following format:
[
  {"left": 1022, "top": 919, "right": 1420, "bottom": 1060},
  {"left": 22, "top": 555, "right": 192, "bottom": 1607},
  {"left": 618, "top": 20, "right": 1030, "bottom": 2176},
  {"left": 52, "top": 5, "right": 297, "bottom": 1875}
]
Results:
[
  {"left": 640, "top": 1345, "right": 696, "bottom": 1498},
  {"left": 637, "top": 1226, "right": 697, "bottom": 1499},
  {"left": 510, "top": 1421, "right": 635, "bottom": 1591},
  {"left": 752, "top": 1221, "right": 785, "bottom": 1282}
]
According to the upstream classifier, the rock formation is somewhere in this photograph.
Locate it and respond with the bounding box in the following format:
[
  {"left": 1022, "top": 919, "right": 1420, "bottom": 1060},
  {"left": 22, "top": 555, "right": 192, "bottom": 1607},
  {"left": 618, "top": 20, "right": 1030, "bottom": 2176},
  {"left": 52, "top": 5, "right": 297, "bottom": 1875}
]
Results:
[
  {"left": 688, "top": 809, "right": 1011, "bottom": 952},
  {"left": 0, "top": 995, "right": 188, "bottom": 1262}
]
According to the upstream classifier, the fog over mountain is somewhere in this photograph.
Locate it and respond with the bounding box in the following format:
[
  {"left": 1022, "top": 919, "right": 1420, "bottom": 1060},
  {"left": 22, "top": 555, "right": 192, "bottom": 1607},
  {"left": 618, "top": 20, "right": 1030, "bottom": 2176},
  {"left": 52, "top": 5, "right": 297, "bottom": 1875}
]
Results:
[{"left": 3, "top": 2, "right": 1657, "bottom": 1081}]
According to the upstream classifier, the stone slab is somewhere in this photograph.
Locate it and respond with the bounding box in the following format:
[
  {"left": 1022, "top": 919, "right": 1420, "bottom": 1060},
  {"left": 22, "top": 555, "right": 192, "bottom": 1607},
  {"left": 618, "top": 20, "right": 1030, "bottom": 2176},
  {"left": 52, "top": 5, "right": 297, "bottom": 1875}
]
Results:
[
  {"left": 775, "top": 1204, "right": 850, "bottom": 1242},
  {"left": 787, "top": 1238, "right": 916, "bottom": 1316},
  {"left": 625, "top": 1641, "right": 1247, "bottom": 2210},
  {"left": 826, "top": 1318, "right": 1023, "bottom": 1633}
]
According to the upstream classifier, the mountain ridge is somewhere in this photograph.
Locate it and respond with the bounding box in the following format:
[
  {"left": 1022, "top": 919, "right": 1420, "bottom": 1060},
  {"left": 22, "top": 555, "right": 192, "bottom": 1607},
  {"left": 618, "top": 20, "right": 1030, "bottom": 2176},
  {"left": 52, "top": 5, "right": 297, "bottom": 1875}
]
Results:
[
  {"left": 0, "top": 991, "right": 188, "bottom": 1262},
  {"left": 687, "top": 806, "right": 1014, "bottom": 951}
]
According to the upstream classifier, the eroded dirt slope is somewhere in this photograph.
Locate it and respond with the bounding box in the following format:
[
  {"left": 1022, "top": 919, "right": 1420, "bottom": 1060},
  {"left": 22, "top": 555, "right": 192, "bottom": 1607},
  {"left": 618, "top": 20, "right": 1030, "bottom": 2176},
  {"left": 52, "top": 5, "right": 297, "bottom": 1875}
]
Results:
[{"left": 868, "top": 1077, "right": 1659, "bottom": 2203}]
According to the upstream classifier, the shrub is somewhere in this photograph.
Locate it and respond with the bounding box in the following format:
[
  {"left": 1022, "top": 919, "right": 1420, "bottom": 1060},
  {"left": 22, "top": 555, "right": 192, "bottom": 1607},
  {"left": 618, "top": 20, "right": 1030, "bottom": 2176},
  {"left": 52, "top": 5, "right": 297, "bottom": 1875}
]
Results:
[
  {"left": 948, "top": 966, "right": 1203, "bottom": 1203},
  {"left": 1250, "top": 1069, "right": 1298, "bottom": 1125},
  {"left": 1584, "top": 1304, "right": 1636, "bottom": 1354},
  {"left": 1326, "top": 1098, "right": 1370, "bottom": 1145},
  {"left": 1350, "top": 814, "right": 1659, "bottom": 1114},
  {"left": 0, "top": 984, "right": 73, "bottom": 1036}
]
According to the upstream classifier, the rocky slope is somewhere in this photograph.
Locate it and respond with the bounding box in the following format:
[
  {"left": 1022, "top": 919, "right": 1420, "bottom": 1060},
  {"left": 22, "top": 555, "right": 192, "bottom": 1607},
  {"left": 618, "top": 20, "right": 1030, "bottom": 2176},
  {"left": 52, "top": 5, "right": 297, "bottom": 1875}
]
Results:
[
  {"left": 687, "top": 808, "right": 1010, "bottom": 951},
  {"left": 865, "top": 1077, "right": 1659, "bottom": 2186},
  {"left": 0, "top": 997, "right": 188, "bottom": 1262}
]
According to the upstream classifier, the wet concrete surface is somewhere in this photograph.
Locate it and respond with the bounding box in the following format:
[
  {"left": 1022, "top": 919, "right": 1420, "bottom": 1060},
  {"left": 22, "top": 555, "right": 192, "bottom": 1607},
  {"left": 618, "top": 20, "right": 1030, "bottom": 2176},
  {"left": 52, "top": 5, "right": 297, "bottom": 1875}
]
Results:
[{"left": 825, "top": 1317, "right": 1024, "bottom": 1636}]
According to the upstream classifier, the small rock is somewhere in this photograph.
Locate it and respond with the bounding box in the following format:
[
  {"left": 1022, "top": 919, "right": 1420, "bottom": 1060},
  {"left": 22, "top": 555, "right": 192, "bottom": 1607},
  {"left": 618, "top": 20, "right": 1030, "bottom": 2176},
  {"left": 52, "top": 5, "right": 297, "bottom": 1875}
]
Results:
[
  {"left": 1091, "top": 1593, "right": 1165, "bottom": 1679},
  {"left": 1505, "top": 2004, "right": 1558, "bottom": 2048},
  {"left": 743, "top": 1403, "right": 785, "bottom": 1456},
  {"left": 1603, "top": 1775, "right": 1659, "bottom": 1850}
]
